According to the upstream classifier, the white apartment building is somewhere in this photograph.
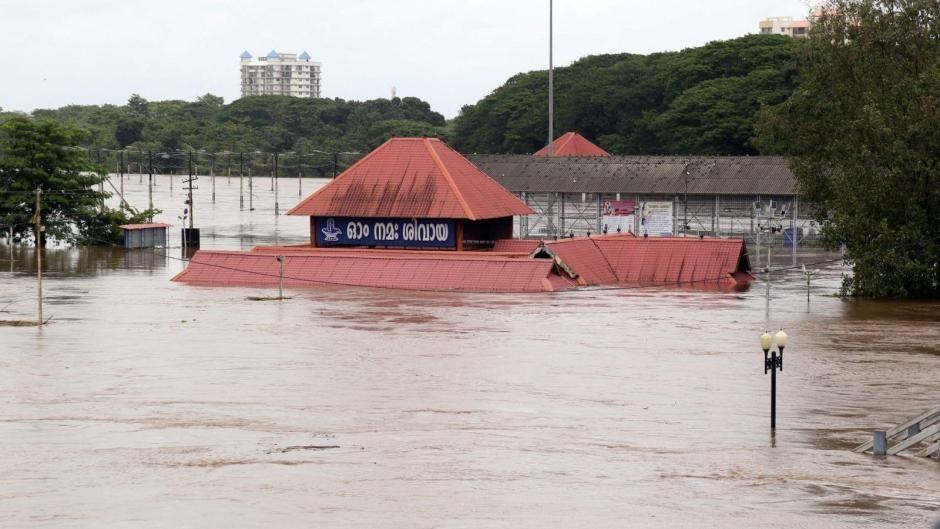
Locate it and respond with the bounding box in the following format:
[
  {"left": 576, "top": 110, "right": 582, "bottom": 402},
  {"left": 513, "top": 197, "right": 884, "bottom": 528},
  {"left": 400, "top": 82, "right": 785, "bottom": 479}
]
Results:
[
  {"left": 758, "top": 17, "right": 811, "bottom": 38},
  {"left": 240, "top": 50, "right": 322, "bottom": 98}
]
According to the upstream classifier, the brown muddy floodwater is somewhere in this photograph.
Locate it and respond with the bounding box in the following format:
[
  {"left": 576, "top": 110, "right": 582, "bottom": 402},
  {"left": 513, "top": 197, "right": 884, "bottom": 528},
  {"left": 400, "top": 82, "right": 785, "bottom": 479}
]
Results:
[{"left": 1, "top": 175, "right": 938, "bottom": 528}]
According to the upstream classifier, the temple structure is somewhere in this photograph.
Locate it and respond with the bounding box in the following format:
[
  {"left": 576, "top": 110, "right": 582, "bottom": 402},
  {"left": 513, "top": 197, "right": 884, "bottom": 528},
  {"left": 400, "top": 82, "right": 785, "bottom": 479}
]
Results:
[
  {"left": 534, "top": 132, "right": 610, "bottom": 157},
  {"left": 173, "top": 137, "right": 752, "bottom": 292},
  {"left": 287, "top": 138, "right": 532, "bottom": 250}
]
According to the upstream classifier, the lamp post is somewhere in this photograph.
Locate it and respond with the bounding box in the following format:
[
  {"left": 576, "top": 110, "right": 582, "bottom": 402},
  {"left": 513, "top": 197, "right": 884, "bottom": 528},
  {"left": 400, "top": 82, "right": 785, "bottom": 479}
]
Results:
[{"left": 761, "top": 330, "right": 788, "bottom": 430}]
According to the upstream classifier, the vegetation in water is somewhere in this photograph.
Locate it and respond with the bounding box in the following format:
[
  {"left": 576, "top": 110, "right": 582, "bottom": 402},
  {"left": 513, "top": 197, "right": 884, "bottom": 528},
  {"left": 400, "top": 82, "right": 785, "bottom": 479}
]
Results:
[
  {"left": 757, "top": 0, "right": 940, "bottom": 298},
  {"left": 0, "top": 117, "right": 158, "bottom": 246}
]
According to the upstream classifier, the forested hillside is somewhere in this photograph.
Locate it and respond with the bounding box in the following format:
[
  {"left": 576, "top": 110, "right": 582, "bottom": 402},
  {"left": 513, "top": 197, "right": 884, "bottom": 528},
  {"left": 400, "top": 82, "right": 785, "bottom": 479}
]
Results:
[
  {"left": 452, "top": 35, "right": 803, "bottom": 155},
  {"left": 11, "top": 95, "right": 447, "bottom": 154},
  {"left": 0, "top": 35, "right": 802, "bottom": 157}
]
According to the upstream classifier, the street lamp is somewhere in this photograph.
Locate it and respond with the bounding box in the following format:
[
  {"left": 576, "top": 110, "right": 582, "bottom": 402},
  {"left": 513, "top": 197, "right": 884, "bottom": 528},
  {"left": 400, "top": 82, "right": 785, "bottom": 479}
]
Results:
[{"left": 761, "top": 330, "right": 788, "bottom": 430}]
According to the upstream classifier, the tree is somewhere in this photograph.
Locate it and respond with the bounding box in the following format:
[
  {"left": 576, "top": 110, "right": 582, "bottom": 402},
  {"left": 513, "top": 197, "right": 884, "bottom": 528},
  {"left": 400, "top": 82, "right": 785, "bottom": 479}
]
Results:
[
  {"left": 114, "top": 115, "right": 144, "bottom": 147},
  {"left": 0, "top": 117, "right": 153, "bottom": 246},
  {"left": 127, "top": 94, "right": 149, "bottom": 116},
  {"left": 452, "top": 34, "right": 803, "bottom": 154},
  {"left": 757, "top": 0, "right": 940, "bottom": 298},
  {"left": 363, "top": 119, "right": 448, "bottom": 149}
]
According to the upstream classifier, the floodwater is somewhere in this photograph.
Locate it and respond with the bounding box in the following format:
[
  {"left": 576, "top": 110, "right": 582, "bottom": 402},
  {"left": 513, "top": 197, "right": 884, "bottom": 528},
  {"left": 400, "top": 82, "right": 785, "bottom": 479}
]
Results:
[{"left": 1, "top": 175, "right": 938, "bottom": 528}]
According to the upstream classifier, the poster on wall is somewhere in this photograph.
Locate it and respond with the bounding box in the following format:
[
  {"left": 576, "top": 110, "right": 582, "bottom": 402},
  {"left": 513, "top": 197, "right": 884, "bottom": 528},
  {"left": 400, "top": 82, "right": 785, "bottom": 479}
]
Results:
[
  {"left": 601, "top": 200, "right": 636, "bottom": 233},
  {"left": 638, "top": 201, "right": 674, "bottom": 237}
]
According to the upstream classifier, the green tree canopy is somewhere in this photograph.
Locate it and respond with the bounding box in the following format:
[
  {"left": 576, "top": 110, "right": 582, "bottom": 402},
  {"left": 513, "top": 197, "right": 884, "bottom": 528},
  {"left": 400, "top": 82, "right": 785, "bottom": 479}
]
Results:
[
  {"left": 0, "top": 117, "right": 154, "bottom": 246},
  {"left": 452, "top": 34, "right": 803, "bottom": 155},
  {"left": 30, "top": 94, "right": 448, "bottom": 155},
  {"left": 757, "top": 0, "right": 940, "bottom": 298}
]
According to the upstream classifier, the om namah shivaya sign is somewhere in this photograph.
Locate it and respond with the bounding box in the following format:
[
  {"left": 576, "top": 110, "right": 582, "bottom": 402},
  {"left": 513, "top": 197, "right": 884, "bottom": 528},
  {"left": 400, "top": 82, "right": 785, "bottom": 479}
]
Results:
[{"left": 314, "top": 217, "right": 456, "bottom": 248}]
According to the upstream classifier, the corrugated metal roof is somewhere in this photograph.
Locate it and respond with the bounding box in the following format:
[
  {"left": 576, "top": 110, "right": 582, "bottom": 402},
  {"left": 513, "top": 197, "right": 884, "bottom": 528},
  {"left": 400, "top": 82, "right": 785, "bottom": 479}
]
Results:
[
  {"left": 172, "top": 249, "right": 571, "bottom": 292},
  {"left": 469, "top": 155, "right": 796, "bottom": 195},
  {"left": 172, "top": 235, "right": 751, "bottom": 292},
  {"left": 288, "top": 138, "right": 533, "bottom": 220},
  {"left": 594, "top": 237, "right": 749, "bottom": 284},
  {"left": 534, "top": 132, "right": 610, "bottom": 157}
]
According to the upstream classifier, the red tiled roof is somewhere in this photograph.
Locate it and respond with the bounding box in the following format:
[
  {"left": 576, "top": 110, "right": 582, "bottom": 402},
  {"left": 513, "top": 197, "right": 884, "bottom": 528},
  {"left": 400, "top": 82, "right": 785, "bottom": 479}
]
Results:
[
  {"left": 120, "top": 223, "right": 170, "bottom": 230},
  {"left": 491, "top": 239, "right": 543, "bottom": 254},
  {"left": 534, "top": 132, "right": 610, "bottom": 157},
  {"left": 287, "top": 138, "right": 533, "bottom": 220},
  {"left": 593, "top": 237, "right": 750, "bottom": 285},
  {"left": 172, "top": 249, "right": 573, "bottom": 293},
  {"left": 543, "top": 238, "right": 619, "bottom": 286}
]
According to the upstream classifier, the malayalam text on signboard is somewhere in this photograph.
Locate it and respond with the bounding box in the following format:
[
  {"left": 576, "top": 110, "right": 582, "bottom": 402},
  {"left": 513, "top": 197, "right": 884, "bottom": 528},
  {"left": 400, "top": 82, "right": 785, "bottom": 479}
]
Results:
[{"left": 315, "top": 217, "right": 456, "bottom": 248}]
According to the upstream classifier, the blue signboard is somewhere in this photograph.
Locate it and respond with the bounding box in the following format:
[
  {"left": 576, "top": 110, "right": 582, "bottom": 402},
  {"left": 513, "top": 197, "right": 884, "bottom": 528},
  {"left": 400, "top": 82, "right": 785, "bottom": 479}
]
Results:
[{"left": 315, "top": 217, "right": 456, "bottom": 248}]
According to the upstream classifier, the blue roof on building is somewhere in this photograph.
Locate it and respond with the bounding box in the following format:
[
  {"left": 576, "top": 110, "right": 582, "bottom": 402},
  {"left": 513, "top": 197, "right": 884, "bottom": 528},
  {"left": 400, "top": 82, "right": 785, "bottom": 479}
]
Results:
[
  {"left": 299, "top": 51, "right": 311, "bottom": 60},
  {"left": 240, "top": 50, "right": 252, "bottom": 59},
  {"left": 266, "top": 50, "right": 280, "bottom": 59}
]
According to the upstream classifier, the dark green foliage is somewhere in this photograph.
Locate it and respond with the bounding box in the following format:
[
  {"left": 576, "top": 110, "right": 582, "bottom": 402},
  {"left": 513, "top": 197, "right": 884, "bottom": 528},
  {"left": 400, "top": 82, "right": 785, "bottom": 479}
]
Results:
[
  {"left": 0, "top": 117, "right": 156, "bottom": 246},
  {"left": 114, "top": 116, "right": 144, "bottom": 147},
  {"left": 453, "top": 35, "right": 803, "bottom": 155},
  {"left": 30, "top": 94, "right": 448, "bottom": 155},
  {"left": 74, "top": 207, "right": 161, "bottom": 246},
  {"left": 0, "top": 117, "right": 106, "bottom": 243},
  {"left": 757, "top": 0, "right": 940, "bottom": 298}
]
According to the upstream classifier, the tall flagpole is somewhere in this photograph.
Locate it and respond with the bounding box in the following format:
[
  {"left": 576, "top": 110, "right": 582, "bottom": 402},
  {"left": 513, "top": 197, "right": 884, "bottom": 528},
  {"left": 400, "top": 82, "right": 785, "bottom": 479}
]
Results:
[{"left": 548, "top": 0, "right": 554, "bottom": 156}]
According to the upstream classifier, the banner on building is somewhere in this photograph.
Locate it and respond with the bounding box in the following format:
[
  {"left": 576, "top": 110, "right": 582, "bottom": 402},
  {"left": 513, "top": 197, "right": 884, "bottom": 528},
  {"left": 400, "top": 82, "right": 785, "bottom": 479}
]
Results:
[
  {"left": 638, "top": 201, "right": 674, "bottom": 237},
  {"left": 315, "top": 217, "right": 456, "bottom": 248},
  {"left": 601, "top": 200, "right": 636, "bottom": 234}
]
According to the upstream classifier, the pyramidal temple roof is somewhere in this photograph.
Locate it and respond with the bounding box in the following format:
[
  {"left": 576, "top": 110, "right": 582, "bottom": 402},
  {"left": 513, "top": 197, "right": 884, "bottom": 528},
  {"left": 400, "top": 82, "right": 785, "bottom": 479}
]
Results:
[
  {"left": 287, "top": 138, "right": 533, "bottom": 220},
  {"left": 534, "top": 132, "right": 610, "bottom": 157}
]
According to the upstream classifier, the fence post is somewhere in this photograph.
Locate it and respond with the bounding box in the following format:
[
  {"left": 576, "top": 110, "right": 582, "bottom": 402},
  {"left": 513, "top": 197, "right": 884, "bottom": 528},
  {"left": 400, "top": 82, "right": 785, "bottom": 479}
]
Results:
[{"left": 872, "top": 431, "right": 887, "bottom": 456}]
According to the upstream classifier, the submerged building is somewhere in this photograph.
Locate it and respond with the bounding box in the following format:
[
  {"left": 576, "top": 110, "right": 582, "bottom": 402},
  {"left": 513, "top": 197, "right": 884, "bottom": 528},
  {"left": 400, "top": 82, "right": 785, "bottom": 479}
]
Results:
[
  {"left": 471, "top": 132, "right": 812, "bottom": 242},
  {"left": 287, "top": 138, "right": 532, "bottom": 250},
  {"left": 173, "top": 137, "right": 752, "bottom": 293}
]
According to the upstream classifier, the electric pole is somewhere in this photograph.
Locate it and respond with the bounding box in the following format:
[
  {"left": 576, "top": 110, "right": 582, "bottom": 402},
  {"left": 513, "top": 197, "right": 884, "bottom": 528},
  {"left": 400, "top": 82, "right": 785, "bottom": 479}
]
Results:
[
  {"left": 547, "top": 0, "right": 554, "bottom": 156},
  {"left": 34, "top": 188, "right": 43, "bottom": 326},
  {"left": 274, "top": 152, "right": 279, "bottom": 216},
  {"left": 147, "top": 150, "right": 154, "bottom": 221},
  {"left": 187, "top": 151, "right": 195, "bottom": 229}
]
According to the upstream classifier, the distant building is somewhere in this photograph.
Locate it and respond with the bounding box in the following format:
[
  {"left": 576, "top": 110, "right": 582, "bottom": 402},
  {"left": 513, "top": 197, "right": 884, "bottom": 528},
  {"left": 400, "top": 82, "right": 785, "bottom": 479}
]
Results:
[
  {"left": 239, "top": 50, "right": 321, "bottom": 98},
  {"left": 758, "top": 17, "right": 811, "bottom": 38}
]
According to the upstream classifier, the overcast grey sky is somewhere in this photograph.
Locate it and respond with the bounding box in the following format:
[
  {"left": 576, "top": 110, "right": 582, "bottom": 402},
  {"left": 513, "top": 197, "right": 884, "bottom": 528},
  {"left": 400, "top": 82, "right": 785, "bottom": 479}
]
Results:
[{"left": 0, "top": 0, "right": 810, "bottom": 118}]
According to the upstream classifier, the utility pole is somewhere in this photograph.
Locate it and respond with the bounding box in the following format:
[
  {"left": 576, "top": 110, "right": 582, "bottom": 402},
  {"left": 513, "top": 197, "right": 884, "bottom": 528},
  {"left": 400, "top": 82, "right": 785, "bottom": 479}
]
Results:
[
  {"left": 683, "top": 163, "right": 690, "bottom": 237},
  {"left": 211, "top": 152, "right": 216, "bottom": 203},
  {"left": 298, "top": 154, "right": 303, "bottom": 197},
  {"left": 276, "top": 255, "right": 285, "bottom": 300},
  {"left": 239, "top": 152, "right": 245, "bottom": 210},
  {"left": 547, "top": 0, "right": 554, "bottom": 156},
  {"left": 187, "top": 152, "right": 195, "bottom": 229},
  {"left": 119, "top": 150, "right": 125, "bottom": 202},
  {"left": 34, "top": 188, "right": 43, "bottom": 326},
  {"left": 274, "top": 152, "right": 279, "bottom": 216},
  {"left": 147, "top": 150, "right": 154, "bottom": 221},
  {"left": 249, "top": 166, "right": 254, "bottom": 211}
]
